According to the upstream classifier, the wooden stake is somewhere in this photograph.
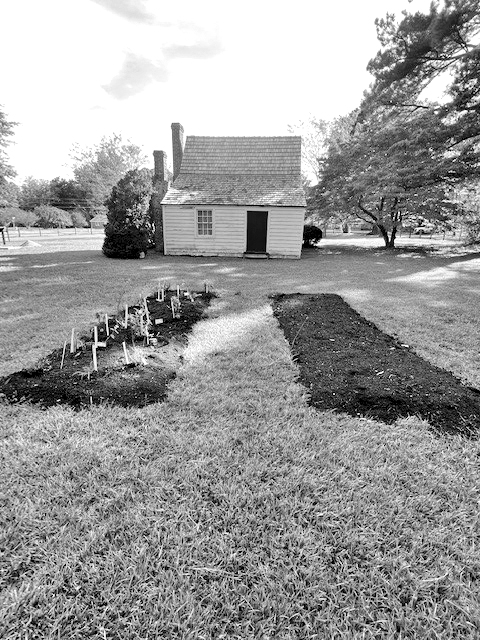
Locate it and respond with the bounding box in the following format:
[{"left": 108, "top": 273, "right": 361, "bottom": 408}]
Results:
[
  {"left": 60, "top": 341, "right": 67, "bottom": 369},
  {"left": 92, "top": 344, "right": 97, "bottom": 371},
  {"left": 171, "top": 298, "right": 176, "bottom": 318},
  {"left": 140, "top": 315, "right": 144, "bottom": 335},
  {"left": 144, "top": 297, "right": 150, "bottom": 324},
  {"left": 122, "top": 341, "right": 130, "bottom": 364},
  {"left": 105, "top": 314, "right": 109, "bottom": 336},
  {"left": 70, "top": 328, "right": 75, "bottom": 354},
  {"left": 176, "top": 284, "right": 180, "bottom": 297},
  {"left": 93, "top": 325, "right": 98, "bottom": 346},
  {"left": 124, "top": 304, "right": 128, "bottom": 328}
]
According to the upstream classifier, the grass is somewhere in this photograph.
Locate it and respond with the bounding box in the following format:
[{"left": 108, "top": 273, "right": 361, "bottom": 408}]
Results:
[{"left": 1, "top": 232, "right": 480, "bottom": 637}]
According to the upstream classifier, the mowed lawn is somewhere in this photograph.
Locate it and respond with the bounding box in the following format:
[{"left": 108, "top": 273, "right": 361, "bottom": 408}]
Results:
[{"left": 1, "top": 232, "right": 480, "bottom": 638}]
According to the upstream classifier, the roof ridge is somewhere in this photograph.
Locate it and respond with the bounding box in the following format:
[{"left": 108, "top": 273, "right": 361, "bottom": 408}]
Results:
[{"left": 186, "top": 135, "right": 301, "bottom": 139}]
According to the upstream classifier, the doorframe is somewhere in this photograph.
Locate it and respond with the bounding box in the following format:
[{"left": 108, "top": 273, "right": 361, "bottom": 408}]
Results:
[{"left": 245, "top": 208, "right": 269, "bottom": 253}]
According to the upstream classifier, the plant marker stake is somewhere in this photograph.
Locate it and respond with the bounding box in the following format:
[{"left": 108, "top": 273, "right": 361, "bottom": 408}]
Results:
[
  {"left": 125, "top": 304, "right": 128, "bottom": 328},
  {"left": 60, "top": 341, "right": 67, "bottom": 370},
  {"left": 93, "top": 325, "right": 98, "bottom": 346},
  {"left": 105, "top": 314, "right": 109, "bottom": 336},
  {"left": 70, "top": 328, "right": 76, "bottom": 354},
  {"left": 92, "top": 344, "right": 98, "bottom": 372},
  {"left": 144, "top": 298, "right": 150, "bottom": 324},
  {"left": 122, "top": 341, "right": 130, "bottom": 365},
  {"left": 171, "top": 298, "right": 175, "bottom": 318}
]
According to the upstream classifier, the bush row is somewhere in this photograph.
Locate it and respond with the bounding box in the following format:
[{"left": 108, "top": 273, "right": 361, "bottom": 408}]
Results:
[{"left": 0, "top": 206, "right": 90, "bottom": 229}]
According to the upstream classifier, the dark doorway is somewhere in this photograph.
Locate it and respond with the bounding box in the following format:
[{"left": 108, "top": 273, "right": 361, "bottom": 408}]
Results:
[{"left": 246, "top": 211, "right": 268, "bottom": 253}]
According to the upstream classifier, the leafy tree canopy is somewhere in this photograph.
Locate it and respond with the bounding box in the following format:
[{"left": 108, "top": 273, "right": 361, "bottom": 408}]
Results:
[
  {"left": 288, "top": 117, "right": 329, "bottom": 182},
  {"left": 71, "top": 134, "right": 148, "bottom": 210},
  {"left": 49, "top": 177, "right": 88, "bottom": 213},
  {"left": 364, "top": 0, "right": 480, "bottom": 118},
  {"left": 34, "top": 205, "right": 73, "bottom": 228},
  {"left": 0, "top": 106, "right": 18, "bottom": 207},
  {"left": 313, "top": 103, "right": 480, "bottom": 247},
  {"left": 19, "top": 177, "right": 53, "bottom": 211}
]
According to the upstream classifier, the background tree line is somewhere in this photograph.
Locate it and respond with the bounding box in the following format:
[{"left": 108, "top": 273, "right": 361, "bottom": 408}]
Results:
[{"left": 0, "top": 117, "right": 148, "bottom": 229}]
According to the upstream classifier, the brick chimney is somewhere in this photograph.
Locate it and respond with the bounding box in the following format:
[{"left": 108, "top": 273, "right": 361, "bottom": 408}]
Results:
[
  {"left": 153, "top": 150, "right": 168, "bottom": 181},
  {"left": 171, "top": 122, "right": 184, "bottom": 181},
  {"left": 152, "top": 150, "right": 170, "bottom": 253}
]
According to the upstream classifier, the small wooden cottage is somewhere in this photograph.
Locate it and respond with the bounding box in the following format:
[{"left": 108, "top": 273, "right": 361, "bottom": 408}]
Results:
[{"left": 155, "top": 123, "right": 306, "bottom": 259}]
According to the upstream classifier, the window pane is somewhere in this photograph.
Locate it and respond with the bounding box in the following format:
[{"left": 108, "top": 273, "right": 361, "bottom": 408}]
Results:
[{"left": 197, "top": 210, "right": 213, "bottom": 235}]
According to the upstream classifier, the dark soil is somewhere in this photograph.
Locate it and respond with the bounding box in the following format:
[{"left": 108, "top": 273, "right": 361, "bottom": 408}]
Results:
[
  {"left": 0, "top": 290, "right": 214, "bottom": 409},
  {"left": 272, "top": 293, "right": 480, "bottom": 437}
]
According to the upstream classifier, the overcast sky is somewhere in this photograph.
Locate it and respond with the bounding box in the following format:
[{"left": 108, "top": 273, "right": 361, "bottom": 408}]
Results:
[{"left": 1, "top": 0, "right": 432, "bottom": 182}]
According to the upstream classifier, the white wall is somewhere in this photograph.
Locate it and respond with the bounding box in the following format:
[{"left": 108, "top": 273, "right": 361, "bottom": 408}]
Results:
[{"left": 163, "top": 205, "right": 304, "bottom": 258}]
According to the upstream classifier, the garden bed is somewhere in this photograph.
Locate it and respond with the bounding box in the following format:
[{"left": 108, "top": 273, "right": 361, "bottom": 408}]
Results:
[
  {"left": 272, "top": 293, "right": 480, "bottom": 437},
  {"left": 0, "top": 288, "right": 214, "bottom": 409}
]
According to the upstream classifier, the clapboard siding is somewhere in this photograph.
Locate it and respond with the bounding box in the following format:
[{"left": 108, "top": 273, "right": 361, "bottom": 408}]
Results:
[
  {"left": 164, "top": 206, "right": 245, "bottom": 255},
  {"left": 163, "top": 205, "right": 305, "bottom": 258},
  {"left": 267, "top": 207, "right": 304, "bottom": 258}
]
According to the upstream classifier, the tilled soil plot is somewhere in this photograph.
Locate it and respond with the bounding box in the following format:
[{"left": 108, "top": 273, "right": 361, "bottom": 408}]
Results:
[
  {"left": 0, "top": 291, "right": 214, "bottom": 409},
  {"left": 272, "top": 293, "right": 480, "bottom": 437}
]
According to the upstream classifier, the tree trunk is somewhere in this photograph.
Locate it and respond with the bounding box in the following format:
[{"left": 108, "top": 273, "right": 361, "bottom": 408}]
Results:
[
  {"left": 377, "top": 224, "right": 391, "bottom": 247},
  {"left": 388, "top": 226, "right": 398, "bottom": 248},
  {"left": 377, "top": 225, "right": 397, "bottom": 248}
]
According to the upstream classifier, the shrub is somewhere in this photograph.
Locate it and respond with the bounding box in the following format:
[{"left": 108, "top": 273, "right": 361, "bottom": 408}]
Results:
[
  {"left": 303, "top": 224, "right": 323, "bottom": 247},
  {"left": 34, "top": 205, "right": 73, "bottom": 228},
  {"left": 70, "top": 209, "right": 88, "bottom": 228},
  {"left": 102, "top": 168, "right": 153, "bottom": 259},
  {"left": 0, "top": 207, "right": 38, "bottom": 227}
]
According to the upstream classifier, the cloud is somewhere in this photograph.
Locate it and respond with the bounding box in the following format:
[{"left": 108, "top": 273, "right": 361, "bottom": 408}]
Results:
[
  {"left": 164, "top": 35, "right": 223, "bottom": 60},
  {"left": 102, "top": 52, "right": 168, "bottom": 99},
  {"left": 102, "top": 31, "right": 223, "bottom": 99},
  {"left": 89, "top": 0, "right": 158, "bottom": 25}
]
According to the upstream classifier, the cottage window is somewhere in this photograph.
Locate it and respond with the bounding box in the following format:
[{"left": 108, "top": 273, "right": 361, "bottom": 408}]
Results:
[{"left": 197, "top": 209, "right": 213, "bottom": 236}]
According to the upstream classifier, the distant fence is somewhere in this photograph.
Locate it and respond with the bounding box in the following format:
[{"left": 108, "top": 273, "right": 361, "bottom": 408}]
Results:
[{"left": 1, "top": 226, "right": 105, "bottom": 244}]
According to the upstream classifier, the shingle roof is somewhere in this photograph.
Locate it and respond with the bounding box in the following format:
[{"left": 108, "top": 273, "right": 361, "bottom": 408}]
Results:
[{"left": 161, "top": 136, "right": 306, "bottom": 207}]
